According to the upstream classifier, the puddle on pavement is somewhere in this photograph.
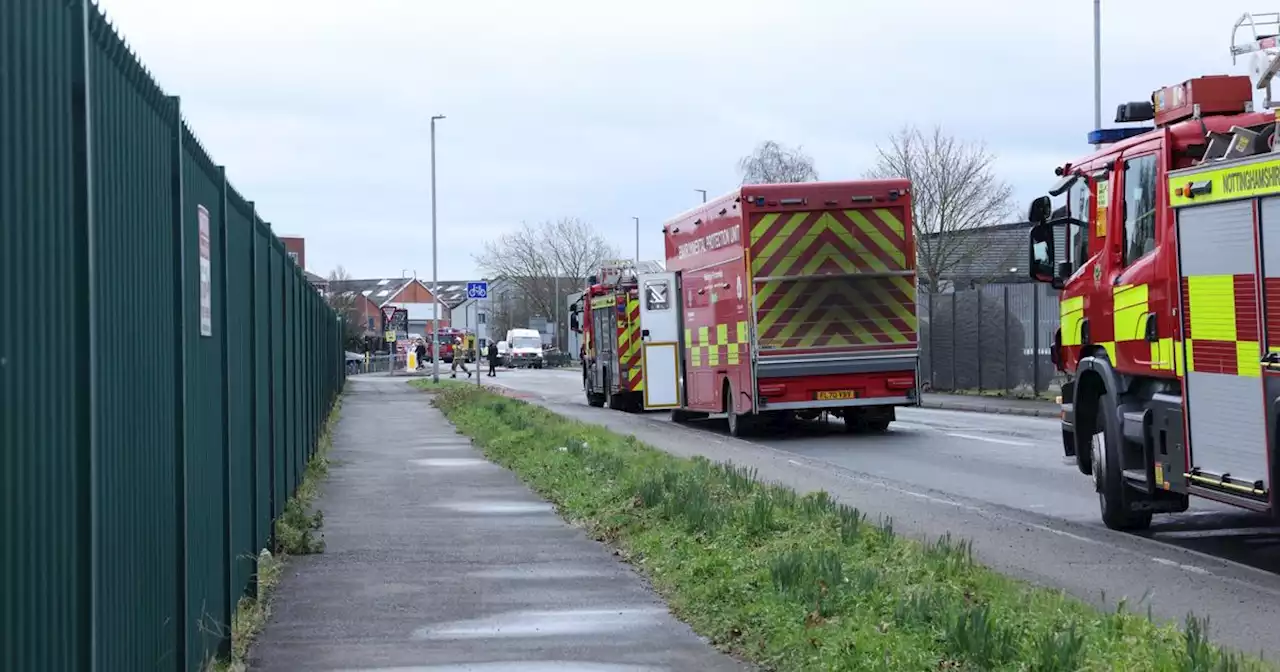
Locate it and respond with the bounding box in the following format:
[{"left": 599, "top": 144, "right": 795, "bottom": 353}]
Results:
[
  {"left": 412, "top": 607, "right": 667, "bottom": 640},
  {"left": 410, "top": 458, "right": 492, "bottom": 468},
  {"left": 339, "top": 663, "right": 665, "bottom": 672},
  {"left": 436, "top": 501, "right": 553, "bottom": 514},
  {"left": 469, "top": 566, "right": 614, "bottom": 580}
]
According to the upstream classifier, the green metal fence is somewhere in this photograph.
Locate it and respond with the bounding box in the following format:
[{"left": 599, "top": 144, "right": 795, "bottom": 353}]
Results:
[{"left": 1, "top": 2, "right": 346, "bottom": 670}]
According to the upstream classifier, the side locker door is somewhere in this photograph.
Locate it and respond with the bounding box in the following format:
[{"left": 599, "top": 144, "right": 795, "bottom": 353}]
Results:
[
  {"left": 1176, "top": 195, "right": 1270, "bottom": 498},
  {"left": 637, "top": 271, "right": 681, "bottom": 409},
  {"left": 1257, "top": 196, "right": 1280, "bottom": 505}
]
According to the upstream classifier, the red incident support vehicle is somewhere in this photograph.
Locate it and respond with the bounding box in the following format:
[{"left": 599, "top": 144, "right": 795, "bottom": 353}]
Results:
[{"left": 626, "top": 180, "right": 920, "bottom": 436}]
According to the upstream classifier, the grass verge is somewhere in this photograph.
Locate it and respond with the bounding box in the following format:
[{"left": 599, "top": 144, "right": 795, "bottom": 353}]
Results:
[
  {"left": 430, "top": 385, "right": 1269, "bottom": 672},
  {"left": 939, "top": 388, "right": 1060, "bottom": 402},
  {"left": 205, "top": 394, "right": 344, "bottom": 672},
  {"left": 409, "top": 377, "right": 474, "bottom": 393}
]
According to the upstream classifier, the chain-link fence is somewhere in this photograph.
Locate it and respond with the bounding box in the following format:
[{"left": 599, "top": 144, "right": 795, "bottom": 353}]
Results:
[{"left": 918, "top": 283, "right": 1065, "bottom": 398}]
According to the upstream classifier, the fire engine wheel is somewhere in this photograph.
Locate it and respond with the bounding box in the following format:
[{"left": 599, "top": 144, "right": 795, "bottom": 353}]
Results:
[
  {"left": 1088, "top": 394, "right": 1153, "bottom": 532},
  {"left": 724, "top": 383, "right": 752, "bottom": 437}
]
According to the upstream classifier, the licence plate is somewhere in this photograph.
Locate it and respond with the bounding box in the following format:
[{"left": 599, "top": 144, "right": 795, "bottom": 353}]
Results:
[{"left": 815, "top": 390, "right": 858, "bottom": 401}]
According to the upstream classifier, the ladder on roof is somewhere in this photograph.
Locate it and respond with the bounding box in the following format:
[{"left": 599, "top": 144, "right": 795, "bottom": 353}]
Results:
[
  {"left": 1201, "top": 13, "right": 1280, "bottom": 161},
  {"left": 1232, "top": 12, "right": 1280, "bottom": 108}
]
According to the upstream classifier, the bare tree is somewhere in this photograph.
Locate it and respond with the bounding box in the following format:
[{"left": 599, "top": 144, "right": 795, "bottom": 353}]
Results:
[
  {"left": 865, "top": 125, "right": 1014, "bottom": 291},
  {"left": 326, "top": 265, "right": 368, "bottom": 350},
  {"left": 474, "top": 217, "right": 619, "bottom": 343},
  {"left": 737, "top": 140, "right": 820, "bottom": 184}
]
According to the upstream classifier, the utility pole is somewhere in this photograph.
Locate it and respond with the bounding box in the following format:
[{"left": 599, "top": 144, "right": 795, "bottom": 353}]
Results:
[
  {"left": 695, "top": 189, "right": 707, "bottom": 203},
  {"left": 1093, "top": 0, "right": 1102, "bottom": 149},
  {"left": 632, "top": 216, "right": 640, "bottom": 266},
  {"left": 430, "top": 114, "right": 445, "bottom": 382}
]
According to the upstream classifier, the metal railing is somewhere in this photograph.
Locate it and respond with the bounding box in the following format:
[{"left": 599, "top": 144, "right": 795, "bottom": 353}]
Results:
[
  {"left": 918, "top": 283, "right": 1066, "bottom": 398},
  {"left": 2, "top": 3, "right": 345, "bottom": 670}
]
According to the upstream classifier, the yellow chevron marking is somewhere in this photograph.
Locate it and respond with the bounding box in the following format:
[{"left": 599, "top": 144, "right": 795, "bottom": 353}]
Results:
[
  {"left": 750, "top": 212, "right": 780, "bottom": 242},
  {"left": 774, "top": 283, "right": 833, "bottom": 345},
  {"left": 751, "top": 213, "right": 810, "bottom": 275},
  {"left": 800, "top": 241, "right": 858, "bottom": 276},
  {"left": 866, "top": 281, "right": 917, "bottom": 326},
  {"left": 874, "top": 208, "right": 905, "bottom": 236},
  {"left": 756, "top": 280, "right": 808, "bottom": 335},
  {"left": 845, "top": 210, "right": 906, "bottom": 268},
  {"left": 844, "top": 289, "right": 903, "bottom": 343}
]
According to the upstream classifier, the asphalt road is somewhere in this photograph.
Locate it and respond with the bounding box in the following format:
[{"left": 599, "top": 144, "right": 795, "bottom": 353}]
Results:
[{"left": 476, "top": 367, "right": 1280, "bottom": 658}]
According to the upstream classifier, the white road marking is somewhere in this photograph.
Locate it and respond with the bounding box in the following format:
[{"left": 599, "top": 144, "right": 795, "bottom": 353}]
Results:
[
  {"left": 945, "top": 432, "right": 1033, "bottom": 447},
  {"left": 1152, "top": 556, "right": 1211, "bottom": 575}
]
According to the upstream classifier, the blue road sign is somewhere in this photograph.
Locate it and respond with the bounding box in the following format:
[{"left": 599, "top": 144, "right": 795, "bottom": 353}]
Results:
[{"left": 466, "top": 281, "right": 489, "bottom": 300}]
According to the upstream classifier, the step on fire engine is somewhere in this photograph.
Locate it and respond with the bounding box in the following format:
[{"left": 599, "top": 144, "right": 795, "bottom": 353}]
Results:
[
  {"left": 1027, "top": 12, "right": 1280, "bottom": 530},
  {"left": 572, "top": 180, "right": 921, "bottom": 436}
]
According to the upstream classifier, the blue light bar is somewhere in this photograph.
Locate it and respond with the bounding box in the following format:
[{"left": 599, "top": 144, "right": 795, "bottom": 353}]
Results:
[{"left": 1087, "top": 127, "right": 1154, "bottom": 145}]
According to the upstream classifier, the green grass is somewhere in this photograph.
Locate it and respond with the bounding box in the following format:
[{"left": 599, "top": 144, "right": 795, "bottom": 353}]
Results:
[
  {"left": 409, "top": 378, "right": 475, "bottom": 393},
  {"left": 429, "top": 385, "right": 1270, "bottom": 672},
  {"left": 205, "top": 394, "right": 344, "bottom": 671}
]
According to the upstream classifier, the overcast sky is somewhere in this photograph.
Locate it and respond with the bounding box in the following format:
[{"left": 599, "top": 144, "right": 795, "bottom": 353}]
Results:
[{"left": 97, "top": 0, "right": 1269, "bottom": 280}]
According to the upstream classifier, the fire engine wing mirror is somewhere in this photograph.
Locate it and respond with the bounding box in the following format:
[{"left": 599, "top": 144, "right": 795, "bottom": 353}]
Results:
[
  {"left": 570, "top": 313, "right": 580, "bottom": 332},
  {"left": 1029, "top": 222, "right": 1058, "bottom": 286},
  {"left": 1028, "top": 195, "right": 1053, "bottom": 225}
]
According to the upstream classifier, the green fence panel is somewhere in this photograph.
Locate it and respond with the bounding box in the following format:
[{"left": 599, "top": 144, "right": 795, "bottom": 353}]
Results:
[
  {"left": 270, "top": 239, "right": 288, "bottom": 521},
  {"left": 224, "top": 188, "right": 256, "bottom": 603},
  {"left": 179, "top": 124, "right": 231, "bottom": 668},
  {"left": 5, "top": 3, "right": 344, "bottom": 669},
  {"left": 1, "top": 2, "right": 88, "bottom": 670},
  {"left": 252, "top": 220, "right": 273, "bottom": 553},
  {"left": 85, "top": 8, "right": 184, "bottom": 670}
]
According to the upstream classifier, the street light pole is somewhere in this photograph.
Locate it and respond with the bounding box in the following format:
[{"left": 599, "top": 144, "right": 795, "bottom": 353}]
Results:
[
  {"left": 1093, "top": 0, "right": 1102, "bottom": 149},
  {"left": 632, "top": 216, "right": 640, "bottom": 266},
  {"left": 430, "top": 114, "right": 445, "bottom": 383},
  {"left": 695, "top": 189, "right": 707, "bottom": 203}
]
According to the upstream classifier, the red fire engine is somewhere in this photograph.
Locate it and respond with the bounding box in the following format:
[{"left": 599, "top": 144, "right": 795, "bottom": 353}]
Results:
[
  {"left": 1027, "top": 15, "right": 1280, "bottom": 529},
  {"left": 573, "top": 180, "right": 921, "bottom": 436},
  {"left": 576, "top": 261, "right": 647, "bottom": 411}
]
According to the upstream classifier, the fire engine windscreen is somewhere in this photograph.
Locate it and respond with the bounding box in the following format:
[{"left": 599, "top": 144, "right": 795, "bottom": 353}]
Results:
[{"left": 749, "top": 204, "right": 917, "bottom": 352}]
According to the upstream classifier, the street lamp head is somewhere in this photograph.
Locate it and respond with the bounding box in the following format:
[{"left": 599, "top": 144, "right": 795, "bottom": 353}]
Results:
[{"left": 431, "top": 114, "right": 446, "bottom": 121}]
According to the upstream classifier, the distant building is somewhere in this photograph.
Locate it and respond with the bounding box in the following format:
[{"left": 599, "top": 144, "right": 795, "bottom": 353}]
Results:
[{"left": 918, "top": 222, "right": 1032, "bottom": 290}]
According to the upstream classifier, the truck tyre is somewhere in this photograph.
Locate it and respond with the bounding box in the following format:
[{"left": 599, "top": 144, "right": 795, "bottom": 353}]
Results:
[
  {"left": 584, "top": 369, "right": 606, "bottom": 407},
  {"left": 1087, "top": 391, "right": 1153, "bottom": 531},
  {"left": 724, "top": 382, "right": 752, "bottom": 437}
]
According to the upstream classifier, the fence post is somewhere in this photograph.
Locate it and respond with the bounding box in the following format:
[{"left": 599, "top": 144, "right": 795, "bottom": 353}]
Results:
[
  {"left": 928, "top": 291, "right": 935, "bottom": 391},
  {"left": 950, "top": 293, "right": 958, "bottom": 391},
  {"left": 976, "top": 289, "right": 983, "bottom": 392},
  {"left": 247, "top": 204, "right": 259, "bottom": 600},
  {"left": 1032, "top": 285, "right": 1041, "bottom": 396},
  {"left": 71, "top": 1, "right": 97, "bottom": 666},
  {"left": 1004, "top": 285, "right": 1011, "bottom": 394},
  {"left": 167, "top": 94, "right": 190, "bottom": 672},
  {"left": 216, "top": 166, "right": 234, "bottom": 659}
]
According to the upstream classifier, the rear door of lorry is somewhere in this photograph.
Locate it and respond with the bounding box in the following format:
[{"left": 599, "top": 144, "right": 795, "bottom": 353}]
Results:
[{"left": 747, "top": 188, "right": 918, "bottom": 402}]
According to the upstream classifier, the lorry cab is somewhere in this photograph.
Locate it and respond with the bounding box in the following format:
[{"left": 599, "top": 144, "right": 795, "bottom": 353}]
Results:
[{"left": 1028, "top": 74, "right": 1280, "bottom": 529}]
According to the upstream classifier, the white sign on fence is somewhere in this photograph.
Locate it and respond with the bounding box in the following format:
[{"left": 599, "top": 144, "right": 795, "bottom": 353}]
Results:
[{"left": 198, "top": 205, "right": 212, "bottom": 337}]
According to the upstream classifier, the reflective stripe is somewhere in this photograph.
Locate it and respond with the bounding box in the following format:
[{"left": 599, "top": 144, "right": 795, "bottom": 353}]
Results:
[{"left": 1060, "top": 295, "right": 1085, "bottom": 346}]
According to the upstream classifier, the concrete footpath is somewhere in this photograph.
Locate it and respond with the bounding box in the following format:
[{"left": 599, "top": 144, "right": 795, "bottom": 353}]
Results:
[{"left": 250, "top": 376, "right": 747, "bottom": 672}]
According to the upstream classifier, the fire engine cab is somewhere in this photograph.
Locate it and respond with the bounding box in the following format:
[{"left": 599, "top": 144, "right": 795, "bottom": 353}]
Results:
[{"left": 1028, "top": 14, "right": 1280, "bottom": 529}]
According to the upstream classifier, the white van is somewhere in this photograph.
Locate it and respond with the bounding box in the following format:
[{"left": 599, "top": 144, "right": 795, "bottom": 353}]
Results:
[{"left": 505, "top": 328, "right": 544, "bottom": 369}]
